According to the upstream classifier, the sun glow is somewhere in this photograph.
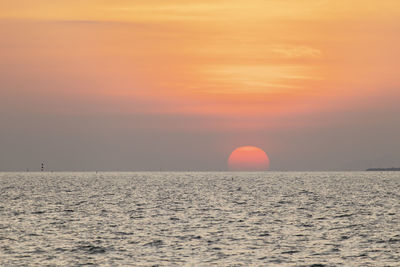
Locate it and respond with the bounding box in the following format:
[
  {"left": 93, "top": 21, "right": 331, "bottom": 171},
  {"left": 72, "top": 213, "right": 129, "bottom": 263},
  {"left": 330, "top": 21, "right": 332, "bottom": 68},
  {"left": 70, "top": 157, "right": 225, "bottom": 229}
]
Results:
[
  {"left": 1, "top": 0, "right": 399, "bottom": 171},
  {"left": 228, "top": 146, "right": 270, "bottom": 171}
]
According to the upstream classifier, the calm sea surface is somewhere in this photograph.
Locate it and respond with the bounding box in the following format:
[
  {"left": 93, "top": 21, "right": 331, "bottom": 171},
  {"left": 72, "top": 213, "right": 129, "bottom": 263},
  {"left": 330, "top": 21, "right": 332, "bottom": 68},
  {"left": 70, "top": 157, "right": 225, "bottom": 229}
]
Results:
[{"left": 0, "top": 172, "right": 399, "bottom": 266}]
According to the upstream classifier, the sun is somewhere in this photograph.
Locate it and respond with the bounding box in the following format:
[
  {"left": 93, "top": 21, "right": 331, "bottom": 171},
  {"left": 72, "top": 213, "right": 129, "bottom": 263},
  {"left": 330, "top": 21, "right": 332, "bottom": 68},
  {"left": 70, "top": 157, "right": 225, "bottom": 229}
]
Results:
[{"left": 228, "top": 146, "right": 270, "bottom": 171}]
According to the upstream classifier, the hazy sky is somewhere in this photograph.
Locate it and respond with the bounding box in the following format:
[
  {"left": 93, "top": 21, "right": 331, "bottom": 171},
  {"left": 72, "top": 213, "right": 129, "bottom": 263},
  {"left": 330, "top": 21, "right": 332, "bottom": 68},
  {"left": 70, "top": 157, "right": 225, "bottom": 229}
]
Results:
[{"left": 1, "top": 0, "right": 399, "bottom": 171}]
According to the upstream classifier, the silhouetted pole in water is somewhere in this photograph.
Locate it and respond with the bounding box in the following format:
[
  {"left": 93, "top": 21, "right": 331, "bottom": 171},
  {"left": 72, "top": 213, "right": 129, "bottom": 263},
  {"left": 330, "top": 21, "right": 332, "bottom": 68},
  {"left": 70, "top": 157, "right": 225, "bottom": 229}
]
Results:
[{"left": 41, "top": 163, "right": 44, "bottom": 172}]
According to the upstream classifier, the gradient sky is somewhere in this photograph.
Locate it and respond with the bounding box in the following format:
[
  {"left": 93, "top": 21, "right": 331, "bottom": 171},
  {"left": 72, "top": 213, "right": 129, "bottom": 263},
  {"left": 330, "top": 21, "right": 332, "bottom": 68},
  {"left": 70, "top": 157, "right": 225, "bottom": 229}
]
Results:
[{"left": 1, "top": 0, "right": 399, "bottom": 171}]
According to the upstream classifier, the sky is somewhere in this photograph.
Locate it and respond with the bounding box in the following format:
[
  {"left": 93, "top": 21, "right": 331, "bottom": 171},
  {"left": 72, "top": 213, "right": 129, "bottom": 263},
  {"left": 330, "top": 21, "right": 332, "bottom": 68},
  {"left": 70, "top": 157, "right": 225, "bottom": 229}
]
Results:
[{"left": 0, "top": 0, "right": 399, "bottom": 171}]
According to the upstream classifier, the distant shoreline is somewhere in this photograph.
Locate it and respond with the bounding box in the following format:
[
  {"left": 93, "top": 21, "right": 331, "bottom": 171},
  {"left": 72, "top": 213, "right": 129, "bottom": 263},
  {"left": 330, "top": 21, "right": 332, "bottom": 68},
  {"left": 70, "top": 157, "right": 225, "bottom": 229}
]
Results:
[{"left": 366, "top": 168, "right": 400, "bottom": 171}]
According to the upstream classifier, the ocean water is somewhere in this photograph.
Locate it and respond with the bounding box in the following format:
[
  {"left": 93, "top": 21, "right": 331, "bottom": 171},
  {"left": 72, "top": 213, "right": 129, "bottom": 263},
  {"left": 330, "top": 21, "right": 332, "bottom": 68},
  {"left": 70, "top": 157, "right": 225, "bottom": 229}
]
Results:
[{"left": 0, "top": 172, "right": 399, "bottom": 266}]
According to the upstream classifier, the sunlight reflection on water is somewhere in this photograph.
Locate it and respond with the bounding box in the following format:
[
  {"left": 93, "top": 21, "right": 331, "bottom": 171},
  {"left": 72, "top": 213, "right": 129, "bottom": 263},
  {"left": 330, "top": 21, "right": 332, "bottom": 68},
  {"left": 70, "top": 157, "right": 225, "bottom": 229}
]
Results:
[{"left": 0, "top": 172, "right": 399, "bottom": 266}]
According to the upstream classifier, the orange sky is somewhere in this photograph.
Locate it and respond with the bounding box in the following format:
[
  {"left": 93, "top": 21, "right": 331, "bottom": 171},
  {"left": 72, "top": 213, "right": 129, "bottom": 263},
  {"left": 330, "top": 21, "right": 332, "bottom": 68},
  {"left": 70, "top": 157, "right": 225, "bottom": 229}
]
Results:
[{"left": 0, "top": 1, "right": 399, "bottom": 170}]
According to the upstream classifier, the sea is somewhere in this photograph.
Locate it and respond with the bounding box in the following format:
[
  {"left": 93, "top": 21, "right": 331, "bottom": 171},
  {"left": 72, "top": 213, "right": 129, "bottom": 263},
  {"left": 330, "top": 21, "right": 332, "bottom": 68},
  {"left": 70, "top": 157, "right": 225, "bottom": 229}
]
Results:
[{"left": 0, "top": 172, "right": 399, "bottom": 266}]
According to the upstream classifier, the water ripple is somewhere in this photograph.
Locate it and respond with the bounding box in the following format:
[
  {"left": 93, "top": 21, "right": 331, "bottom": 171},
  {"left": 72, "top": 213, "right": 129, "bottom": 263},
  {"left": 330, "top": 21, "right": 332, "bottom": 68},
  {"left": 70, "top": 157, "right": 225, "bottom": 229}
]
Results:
[{"left": 0, "top": 171, "right": 399, "bottom": 266}]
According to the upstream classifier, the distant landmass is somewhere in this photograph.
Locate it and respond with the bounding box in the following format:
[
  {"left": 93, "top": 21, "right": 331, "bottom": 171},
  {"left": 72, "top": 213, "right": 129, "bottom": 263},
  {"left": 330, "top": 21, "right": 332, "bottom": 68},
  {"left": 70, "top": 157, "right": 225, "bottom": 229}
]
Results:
[{"left": 366, "top": 168, "right": 400, "bottom": 171}]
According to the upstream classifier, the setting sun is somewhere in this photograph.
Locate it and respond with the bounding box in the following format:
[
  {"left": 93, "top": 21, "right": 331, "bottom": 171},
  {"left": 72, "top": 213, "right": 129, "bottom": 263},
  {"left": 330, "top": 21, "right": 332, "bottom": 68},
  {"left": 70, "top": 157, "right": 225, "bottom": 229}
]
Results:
[
  {"left": 1, "top": 0, "right": 399, "bottom": 265},
  {"left": 228, "top": 146, "right": 270, "bottom": 171}
]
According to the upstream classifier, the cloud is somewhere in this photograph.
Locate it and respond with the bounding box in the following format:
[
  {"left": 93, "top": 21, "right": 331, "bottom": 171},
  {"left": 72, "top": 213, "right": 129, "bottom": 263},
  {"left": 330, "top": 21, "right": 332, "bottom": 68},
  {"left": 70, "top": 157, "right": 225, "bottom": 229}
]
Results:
[{"left": 269, "top": 45, "right": 322, "bottom": 59}]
